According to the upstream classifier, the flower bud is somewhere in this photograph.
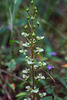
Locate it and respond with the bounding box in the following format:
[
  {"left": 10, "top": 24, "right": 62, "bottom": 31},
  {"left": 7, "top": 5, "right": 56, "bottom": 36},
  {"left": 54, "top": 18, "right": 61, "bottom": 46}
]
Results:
[
  {"left": 35, "top": 10, "right": 38, "bottom": 13},
  {"left": 27, "top": 16, "right": 29, "bottom": 20},
  {"left": 26, "top": 7, "right": 29, "bottom": 12},
  {"left": 31, "top": 0, "right": 34, "bottom": 4},
  {"left": 33, "top": 25, "right": 36, "bottom": 28},
  {"left": 25, "top": 25, "right": 28, "bottom": 29},
  {"left": 32, "top": 32, "right": 35, "bottom": 37},
  {"left": 37, "top": 21, "right": 40, "bottom": 26},
  {"left": 34, "top": 6, "right": 37, "bottom": 10},
  {"left": 31, "top": 16, "right": 34, "bottom": 20}
]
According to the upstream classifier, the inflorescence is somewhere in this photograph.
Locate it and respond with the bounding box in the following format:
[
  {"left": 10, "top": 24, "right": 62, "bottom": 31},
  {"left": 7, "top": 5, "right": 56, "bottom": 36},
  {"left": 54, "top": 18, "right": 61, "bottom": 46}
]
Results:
[{"left": 19, "top": 0, "right": 54, "bottom": 100}]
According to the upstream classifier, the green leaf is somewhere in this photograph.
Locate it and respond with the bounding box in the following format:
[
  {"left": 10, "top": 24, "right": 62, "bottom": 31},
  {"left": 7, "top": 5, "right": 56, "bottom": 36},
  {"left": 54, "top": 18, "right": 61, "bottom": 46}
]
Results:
[
  {"left": 15, "top": 40, "right": 21, "bottom": 44},
  {"left": 16, "top": 92, "right": 27, "bottom": 97},
  {"left": 19, "top": 81, "right": 26, "bottom": 88},
  {"left": 9, "top": 84, "right": 15, "bottom": 90},
  {"left": 12, "top": 0, "right": 24, "bottom": 20},
  {"left": 9, "top": 40, "right": 15, "bottom": 44},
  {"left": 57, "top": 78, "right": 67, "bottom": 90},
  {"left": 1, "top": 33, "right": 9, "bottom": 46},
  {"left": 17, "top": 96, "right": 24, "bottom": 100},
  {"left": 41, "top": 96, "right": 52, "bottom": 100},
  {"left": 0, "top": 26, "right": 8, "bottom": 34},
  {"left": 46, "top": 88, "right": 53, "bottom": 94},
  {"left": 39, "top": 80, "right": 46, "bottom": 86},
  {"left": 54, "top": 96, "right": 63, "bottom": 100},
  {"left": 8, "top": 59, "right": 16, "bottom": 68}
]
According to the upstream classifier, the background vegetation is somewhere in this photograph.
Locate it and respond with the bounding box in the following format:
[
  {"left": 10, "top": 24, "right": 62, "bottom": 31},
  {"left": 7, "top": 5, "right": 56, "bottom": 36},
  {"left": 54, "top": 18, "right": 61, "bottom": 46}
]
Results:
[{"left": 0, "top": 0, "right": 67, "bottom": 100}]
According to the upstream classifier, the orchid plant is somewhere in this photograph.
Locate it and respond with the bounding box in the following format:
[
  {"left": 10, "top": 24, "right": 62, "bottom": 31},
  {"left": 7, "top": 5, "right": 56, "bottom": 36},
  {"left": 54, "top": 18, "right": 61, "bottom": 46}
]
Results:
[{"left": 19, "top": 0, "right": 54, "bottom": 100}]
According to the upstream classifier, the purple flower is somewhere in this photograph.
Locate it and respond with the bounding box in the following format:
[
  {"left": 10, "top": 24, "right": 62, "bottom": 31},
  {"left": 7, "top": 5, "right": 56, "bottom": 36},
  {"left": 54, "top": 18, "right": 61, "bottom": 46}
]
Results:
[
  {"left": 47, "top": 65, "right": 54, "bottom": 70},
  {"left": 49, "top": 52, "right": 57, "bottom": 56}
]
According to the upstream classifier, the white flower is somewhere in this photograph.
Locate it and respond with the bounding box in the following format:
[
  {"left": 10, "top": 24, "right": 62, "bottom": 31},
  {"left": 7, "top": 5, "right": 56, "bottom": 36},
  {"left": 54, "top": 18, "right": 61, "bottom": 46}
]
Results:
[
  {"left": 36, "top": 36, "right": 44, "bottom": 40},
  {"left": 21, "top": 32, "right": 29, "bottom": 37},
  {"left": 34, "top": 86, "right": 36, "bottom": 89},
  {"left": 34, "top": 65, "right": 39, "bottom": 69},
  {"left": 22, "top": 69, "right": 30, "bottom": 74},
  {"left": 19, "top": 49, "right": 28, "bottom": 55},
  {"left": 36, "top": 47, "right": 44, "bottom": 52},
  {"left": 31, "top": 88, "right": 39, "bottom": 93},
  {"left": 25, "top": 56, "right": 30, "bottom": 59},
  {"left": 24, "top": 97, "right": 31, "bottom": 100},
  {"left": 26, "top": 86, "right": 31, "bottom": 91},
  {"left": 34, "top": 47, "right": 44, "bottom": 54},
  {"left": 40, "top": 76, "right": 45, "bottom": 79},
  {"left": 43, "top": 92, "right": 47, "bottom": 96},
  {"left": 30, "top": 39, "right": 36, "bottom": 43},
  {"left": 26, "top": 86, "right": 30, "bottom": 89},
  {"left": 39, "top": 92, "right": 46, "bottom": 97},
  {"left": 27, "top": 61, "right": 34, "bottom": 65},
  {"left": 43, "top": 62, "right": 46, "bottom": 66},
  {"left": 38, "top": 62, "right": 46, "bottom": 66},
  {"left": 38, "top": 62, "right": 42, "bottom": 64},
  {"left": 19, "top": 50, "right": 22, "bottom": 53},
  {"left": 23, "top": 42, "right": 30, "bottom": 47},
  {"left": 22, "top": 74, "right": 29, "bottom": 80},
  {"left": 38, "top": 62, "right": 43, "bottom": 66},
  {"left": 25, "top": 56, "right": 34, "bottom": 65},
  {"left": 22, "top": 70, "right": 27, "bottom": 73},
  {"left": 33, "top": 39, "right": 36, "bottom": 43},
  {"left": 24, "top": 99, "right": 27, "bottom": 100},
  {"left": 35, "top": 73, "right": 45, "bottom": 80}
]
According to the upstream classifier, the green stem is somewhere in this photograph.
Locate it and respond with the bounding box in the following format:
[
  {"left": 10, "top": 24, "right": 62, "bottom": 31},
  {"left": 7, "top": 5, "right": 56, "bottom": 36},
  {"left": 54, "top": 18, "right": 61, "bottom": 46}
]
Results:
[
  {"left": 28, "top": 12, "right": 31, "bottom": 17},
  {"left": 28, "top": 20, "right": 31, "bottom": 28},
  {"left": 31, "top": 24, "right": 35, "bottom": 100},
  {"left": 33, "top": 25, "right": 39, "bottom": 32}
]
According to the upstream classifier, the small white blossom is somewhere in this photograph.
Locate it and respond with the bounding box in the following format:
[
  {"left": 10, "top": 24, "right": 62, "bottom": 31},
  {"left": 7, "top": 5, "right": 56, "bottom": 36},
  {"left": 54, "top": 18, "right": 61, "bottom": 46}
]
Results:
[
  {"left": 34, "top": 65, "right": 39, "bottom": 69},
  {"left": 25, "top": 56, "right": 34, "bottom": 65},
  {"left": 36, "top": 47, "right": 44, "bottom": 52},
  {"left": 21, "top": 32, "right": 29, "bottom": 37},
  {"left": 26, "top": 86, "right": 31, "bottom": 91},
  {"left": 27, "top": 61, "right": 34, "bottom": 65},
  {"left": 30, "top": 39, "right": 36, "bottom": 43},
  {"left": 34, "top": 47, "right": 44, "bottom": 54},
  {"left": 22, "top": 74, "right": 29, "bottom": 80},
  {"left": 19, "top": 49, "right": 28, "bottom": 55},
  {"left": 43, "top": 62, "right": 46, "bottom": 66},
  {"left": 34, "top": 86, "right": 36, "bottom": 89},
  {"left": 38, "top": 62, "right": 46, "bottom": 66},
  {"left": 23, "top": 42, "right": 30, "bottom": 47},
  {"left": 36, "top": 36, "right": 44, "bottom": 40},
  {"left": 38, "top": 62, "right": 42, "bottom": 65},
  {"left": 24, "top": 97, "right": 31, "bottom": 100},
  {"left": 35, "top": 73, "right": 45, "bottom": 80},
  {"left": 25, "top": 56, "right": 30, "bottom": 59},
  {"left": 26, "top": 86, "right": 30, "bottom": 89},
  {"left": 39, "top": 92, "right": 46, "bottom": 97},
  {"left": 22, "top": 69, "right": 30, "bottom": 74},
  {"left": 43, "top": 92, "right": 47, "bottom": 96},
  {"left": 31, "top": 88, "right": 39, "bottom": 93},
  {"left": 38, "top": 62, "right": 42, "bottom": 66},
  {"left": 33, "top": 39, "right": 36, "bottom": 43}
]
